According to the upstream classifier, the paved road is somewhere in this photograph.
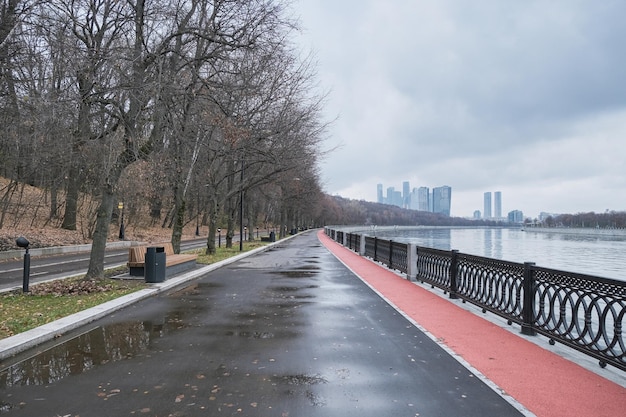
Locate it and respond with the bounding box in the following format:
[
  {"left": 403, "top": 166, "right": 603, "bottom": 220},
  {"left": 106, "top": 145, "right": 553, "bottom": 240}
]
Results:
[
  {"left": 0, "top": 231, "right": 523, "bottom": 416},
  {"left": 0, "top": 238, "right": 210, "bottom": 291}
]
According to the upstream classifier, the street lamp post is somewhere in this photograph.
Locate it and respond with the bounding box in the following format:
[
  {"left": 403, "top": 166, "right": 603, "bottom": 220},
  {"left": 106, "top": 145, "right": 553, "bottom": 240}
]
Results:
[
  {"left": 16, "top": 237, "right": 30, "bottom": 293},
  {"left": 118, "top": 201, "right": 125, "bottom": 240},
  {"left": 239, "top": 158, "right": 244, "bottom": 252}
]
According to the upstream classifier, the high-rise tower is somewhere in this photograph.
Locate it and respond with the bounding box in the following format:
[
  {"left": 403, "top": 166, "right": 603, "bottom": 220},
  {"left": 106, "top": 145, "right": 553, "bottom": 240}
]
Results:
[
  {"left": 402, "top": 181, "right": 410, "bottom": 209},
  {"left": 494, "top": 191, "right": 502, "bottom": 219},
  {"left": 377, "top": 184, "right": 383, "bottom": 204},
  {"left": 417, "top": 187, "right": 430, "bottom": 211},
  {"left": 484, "top": 192, "right": 492, "bottom": 219},
  {"left": 433, "top": 186, "right": 452, "bottom": 216}
]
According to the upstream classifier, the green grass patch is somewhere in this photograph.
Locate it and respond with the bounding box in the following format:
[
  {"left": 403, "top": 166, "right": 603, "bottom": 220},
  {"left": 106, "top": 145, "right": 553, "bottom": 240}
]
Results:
[
  {"left": 0, "top": 275, "right": 144, "bottom": 339},
  {"left": 193, "top": 240, "right": 269, "bottom": 264}
]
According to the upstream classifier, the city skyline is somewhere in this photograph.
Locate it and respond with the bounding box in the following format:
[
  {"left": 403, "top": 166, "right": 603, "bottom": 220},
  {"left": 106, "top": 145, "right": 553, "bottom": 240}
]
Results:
[
  {"left": 377, "top": 182, "right": 524, "bottom": 221},
  {"left": 377, "top": 181, "right": 452, "bottom": 216}
]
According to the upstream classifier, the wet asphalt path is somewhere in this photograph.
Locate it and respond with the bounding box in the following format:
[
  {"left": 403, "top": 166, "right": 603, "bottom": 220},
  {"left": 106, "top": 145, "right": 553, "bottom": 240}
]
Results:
[{"left": 0, "top": 231, "right": 523, "bottom": 416}]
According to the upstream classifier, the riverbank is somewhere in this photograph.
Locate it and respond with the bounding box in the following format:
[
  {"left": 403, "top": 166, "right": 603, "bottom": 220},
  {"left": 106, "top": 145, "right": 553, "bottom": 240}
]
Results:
[{"left": 522, "top": 227, "right": 626, "bottom": 238}]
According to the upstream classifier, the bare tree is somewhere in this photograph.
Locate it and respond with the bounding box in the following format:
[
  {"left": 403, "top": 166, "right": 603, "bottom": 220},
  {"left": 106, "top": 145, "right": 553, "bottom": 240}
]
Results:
[{"left": 0, "top": 0, "right": 330, "bottom": 277}]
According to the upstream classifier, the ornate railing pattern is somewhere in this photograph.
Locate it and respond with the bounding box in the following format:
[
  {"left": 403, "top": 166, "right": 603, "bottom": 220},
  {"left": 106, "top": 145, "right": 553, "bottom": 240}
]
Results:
[
  {"left": 531, "top": 266, "right": 626, "bottom": 369},
  {"left": 324, "top": 227, "right": 626, "bottom": 371},
  {"left": 455, "top": 253, "right": 525, "bottom": 323},
  {"left": 390, "top": 241, "right": 408, "bottom": 274},
  {"left": 416, "top": 247, "right": 451, "bottom": 292},
  {"left": 374, "top": 238, "right": 391, "bottom": 266},
  {"left": 346, "top": 233, "right": 360, "bottom": 252},
  {"left": 361, "top": 237, "right": 408, "bottom": 273}
]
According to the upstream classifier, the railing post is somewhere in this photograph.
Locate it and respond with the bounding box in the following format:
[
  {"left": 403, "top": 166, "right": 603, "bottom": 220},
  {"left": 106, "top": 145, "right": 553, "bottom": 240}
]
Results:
[
  {"left": 406, "top": 244, "right": 416, "bottom": 281},
  {"left": 388, "top": 240, "right": 394, "bottom": 269},
  {"left": 374, "top": 237, "right": 378, "bottom": 262},
  {"left": 449, "top": 250, "right": 459, "bottom": 299},
  {"left": 359, "top": 234, "right": 366, "bottom": 256},
  {"left": 342, "top": 232, "right": 347, "bottom": 247},
  {"left": 521, "top": 262, "right": 537, "bottom": 336}
]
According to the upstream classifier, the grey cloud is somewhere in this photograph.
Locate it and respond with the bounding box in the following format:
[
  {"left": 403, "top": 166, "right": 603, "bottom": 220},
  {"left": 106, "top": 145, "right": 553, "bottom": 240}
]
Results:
[{"left": 296, "top": 0, "right": 626, "bottom": 216}]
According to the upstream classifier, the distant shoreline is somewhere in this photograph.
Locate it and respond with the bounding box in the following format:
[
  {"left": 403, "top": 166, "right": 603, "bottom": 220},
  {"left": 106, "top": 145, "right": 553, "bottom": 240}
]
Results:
[
  {"left": 335, "top": 225, "right": 626, "bottom": 239},
  {"left": 522, "top": 227, "right": 626, "bottom": 237}
]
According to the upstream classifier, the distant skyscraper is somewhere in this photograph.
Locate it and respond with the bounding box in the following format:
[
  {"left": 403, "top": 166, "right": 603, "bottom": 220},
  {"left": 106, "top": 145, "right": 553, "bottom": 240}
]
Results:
[
  {"left": 494, "top": 191, "right": 502, "bottom": 218},
  {"left": 484, "top": 192, "right": 492, "bottom": 219},
  {"left": 409, "top": 188, "right": 420, "bottom": 210},
  {"left": 393, "top": 190, "right": 403, "bottom": 207},
  {"left": 402, "top": 181, "right": 410, "bottom": 209},
  {"left": 386, "top": 187, "right": 395, "bottom": 205},
  {"left": 473, "top": 210, "right": 481, "bottom": 219},
  {"left": 432, "top": 186, "right": 451, "bottom": 216},
  {"left": 508, "top": 210, "right": 524, "bottom": 223},
  {"left": 417, "top": 187, "right": 430, "bottom": 211},
  {"left": 377, "top": 184, "right": 383, "bottom": 204}
]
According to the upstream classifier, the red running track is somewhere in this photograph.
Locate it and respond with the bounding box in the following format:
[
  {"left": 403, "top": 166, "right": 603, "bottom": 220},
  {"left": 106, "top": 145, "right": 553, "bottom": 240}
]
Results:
[{"left": 318, "top": 230, "right": 626, "bottom": 417}]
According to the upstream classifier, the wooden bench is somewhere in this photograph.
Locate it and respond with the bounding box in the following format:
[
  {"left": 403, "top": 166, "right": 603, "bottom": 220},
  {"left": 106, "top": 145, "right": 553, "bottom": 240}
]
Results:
[{"left": 128, "top": 242, "right": 198, "bottom": 278}]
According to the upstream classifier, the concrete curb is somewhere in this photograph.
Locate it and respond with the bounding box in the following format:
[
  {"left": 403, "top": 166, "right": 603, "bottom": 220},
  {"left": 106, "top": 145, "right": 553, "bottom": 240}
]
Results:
[
  {"left": 0, "top": 240, "right": 136, "bottom": 261},
  {"left": 0, "top": 238, "right": 291, "bottom": 361}
]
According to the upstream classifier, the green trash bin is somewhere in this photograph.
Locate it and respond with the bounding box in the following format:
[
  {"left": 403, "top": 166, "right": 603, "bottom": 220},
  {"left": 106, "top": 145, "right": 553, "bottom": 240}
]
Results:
[{"left": 145, "top": 246, "right": 166, "bottom": 283}]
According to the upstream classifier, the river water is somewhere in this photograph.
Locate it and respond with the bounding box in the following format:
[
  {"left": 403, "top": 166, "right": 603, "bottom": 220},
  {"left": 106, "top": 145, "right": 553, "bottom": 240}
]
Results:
[{"left": 349, "top": 227, "right": 626, "bottom": 282}]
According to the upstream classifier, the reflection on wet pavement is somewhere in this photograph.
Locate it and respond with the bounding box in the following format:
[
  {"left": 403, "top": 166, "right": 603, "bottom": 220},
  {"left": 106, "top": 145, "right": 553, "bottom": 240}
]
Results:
[
  {"left": 0, "top": 267, "right": 321, "bottom": 391},
  {"left": 0, "top": 310, "right": 189, "bottom": 389}
]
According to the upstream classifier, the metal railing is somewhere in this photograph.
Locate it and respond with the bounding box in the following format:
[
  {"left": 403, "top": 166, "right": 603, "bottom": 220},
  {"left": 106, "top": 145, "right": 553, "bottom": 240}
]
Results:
[{"left": 325, "top": 227, "right": 626, "bottom": 372}]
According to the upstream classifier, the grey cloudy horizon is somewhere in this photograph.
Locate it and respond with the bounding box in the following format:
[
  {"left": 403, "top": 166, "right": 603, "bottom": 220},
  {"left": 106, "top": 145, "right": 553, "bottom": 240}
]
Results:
[{"left": 293, "top": 0, "right": 626, "bottom": 219}]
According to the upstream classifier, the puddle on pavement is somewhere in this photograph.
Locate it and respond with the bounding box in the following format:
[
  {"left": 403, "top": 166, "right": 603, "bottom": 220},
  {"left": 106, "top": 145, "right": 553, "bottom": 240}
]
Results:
[
  {"left": 274, "top": 374, "right": 328, "bottom": 407},
  {"left": 224, "top": 330, "right": 275, "bottom": 339},
  {"left": 271, "top": 284, "right": 319, "bottom": 292},
  {"left": 0, "top": 310, "right": 188, "bottom": 390},
  {"left": 273, "top": 270, "right": 319, "bottom": 278},
  {"left": 278, "top": 374, "right": 327, "bottom": 385}
]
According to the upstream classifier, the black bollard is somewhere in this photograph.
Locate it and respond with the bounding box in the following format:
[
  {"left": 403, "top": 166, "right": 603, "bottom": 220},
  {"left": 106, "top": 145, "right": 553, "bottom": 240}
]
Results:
[{"left": 16, "top": 236, "right": 30, "bottom": 293}]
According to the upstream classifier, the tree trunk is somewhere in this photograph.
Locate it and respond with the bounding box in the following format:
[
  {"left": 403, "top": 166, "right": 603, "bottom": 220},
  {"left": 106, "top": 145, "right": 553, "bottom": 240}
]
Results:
[
  {"left": 225, "top": 194, "right": 235, "bottom": 249},
  {"left": 279, "top": 204, "right": 287, "bottom": 239},
  {"left": 205, "top": 198, "right": 218, "bottom": 255},
  {"left": 0, "top": 179, "right": 17, "bottom": 228},
  {"left": 246, "top": 194, "right": 254, "bottom": 241},
  {"left": 61, "top": 163, "right": 79, "bottom": 230},
  {"left": 85, "top": 185, "right": 115, "bottom": 278},
  {"left": 170, "top": 185, "right": 184, "bottom": 254},
  {"left": 226, "top": 212, "right": 234, "bottom": 249},
  {"left": 49, "top": 184, "right": 58, "bottom": 220}
]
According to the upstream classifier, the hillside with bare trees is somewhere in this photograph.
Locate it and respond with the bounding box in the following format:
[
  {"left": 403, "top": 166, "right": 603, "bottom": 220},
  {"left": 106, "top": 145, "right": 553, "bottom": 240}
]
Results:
[{"left": 0, "top": 1, "right": 328, "bottom": 272}]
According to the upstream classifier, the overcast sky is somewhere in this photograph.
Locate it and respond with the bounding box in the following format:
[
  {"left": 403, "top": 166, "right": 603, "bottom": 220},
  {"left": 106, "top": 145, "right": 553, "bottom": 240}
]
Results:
[{"left": 292, "top": 0, "right": 626, "bottom": 219}]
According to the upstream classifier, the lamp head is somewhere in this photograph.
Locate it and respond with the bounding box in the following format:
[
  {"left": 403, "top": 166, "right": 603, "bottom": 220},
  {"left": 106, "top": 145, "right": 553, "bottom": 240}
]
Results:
[{"left": 16, "top": 236, "right": 30, "bottom": 249}]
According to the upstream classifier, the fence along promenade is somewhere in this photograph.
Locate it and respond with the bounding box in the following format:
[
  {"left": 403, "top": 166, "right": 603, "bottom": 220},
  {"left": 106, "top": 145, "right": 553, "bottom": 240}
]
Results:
[{"left": 326, "top": 227, "right": 626, "bottom": 373}]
